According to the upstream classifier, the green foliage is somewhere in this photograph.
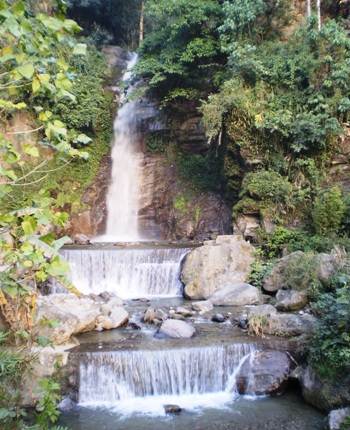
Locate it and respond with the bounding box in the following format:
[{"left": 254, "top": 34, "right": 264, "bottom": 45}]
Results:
[
  {"left": 136, "top": 0, "right": 223, "bottom": 103},
  {"left": 36, "top": 378, "right": 61, "bottom": 429},
  {"left": 234, "top": 170, "right": 293, "bottom": 221},
  {"left": 310, "top": 267, "right": 350, "bottom": 377},
  {"left": 249, "top": 259, "right": 274, "bottom": 289},
  {"left": 177, "top": 150, "right": 224, "bottom": 192},
  {"left": 312, "top": 186, "right": 346, "bottom": 235},
  {"left": 259, "top": 227, "right": 302, "bottom": 259}
]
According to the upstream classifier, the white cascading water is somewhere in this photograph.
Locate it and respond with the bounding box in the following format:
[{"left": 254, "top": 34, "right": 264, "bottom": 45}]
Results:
[
  {"left": 97, "top": 53, "right": 143, "bottom": 242},
  {"left": 79, "top": 344, "right": 257, "bottom": 415},
  {"left": 57, "top": 247, "right": 190, "bottom": 299}
]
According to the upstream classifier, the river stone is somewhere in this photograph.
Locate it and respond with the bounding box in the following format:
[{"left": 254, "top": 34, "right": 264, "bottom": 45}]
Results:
[
  {"left": 95, "top": 307, "right": 129, "bottom": 331},
  {"left": 58, "top": 397, "right": 77, "bottom": 412},
  {"left": 159, "top": 319, "right": 195, "bottom": 338},
  {"left": 300, "top": 366, "right": 350, "bottom": 411},
  {"left": 192, "top": 300, "right": 214, "bottom": 313},
  {"left": 164, "top": 404, "right": 182, "bottom": 414},
  {"left": 236, "top": 351, "right": 292, "bottom": 395},
  {"left": 35, "top": 294, "right": 128, "bottom": 344},
  {"left": 181, "top": 235, "right": 254, "bottom": 300},
  {"left": 275, "top": 289, "right": 308, "bottom": 311},
  {"left": 143, "top": 307, "right": 168, "bottom": 324},
  {"left": 209, "top": 283, "right": 262, "bottom": 306},
  {"left": 212, "top": 313, "right": 225, "bottom": 323},
  {"left": 328, "top": 408, "right": 350, "bottom": 430},
  {"left": 175, "top": 306, "right": 194, "bottom": 317}
]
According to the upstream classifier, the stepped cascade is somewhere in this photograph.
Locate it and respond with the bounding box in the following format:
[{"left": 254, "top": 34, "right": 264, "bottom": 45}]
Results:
[
  {"left": 59, "top": 247, "right": 190, "bottom": 299},
  {"left": 79, "top": 344, "right": 257, "bottom": 414},
  {"left": 97, "top": 53, "right": 143, "bottom": 242}
]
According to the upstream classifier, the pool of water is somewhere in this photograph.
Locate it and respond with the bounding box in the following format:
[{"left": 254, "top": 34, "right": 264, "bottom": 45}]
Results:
[{"left": 60, "top": 391, "right": 325, "bottom": 430}]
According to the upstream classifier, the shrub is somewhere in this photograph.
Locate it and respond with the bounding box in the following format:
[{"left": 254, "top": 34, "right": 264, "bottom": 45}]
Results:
[
  {"left": 312, "top": 187, "right": 346, "bottom": 235},
  {"left": 310, "top": 281, "right": 350, "bottom": 377},
  {"left": 249, "top": 259, "right": 274, "bottom": 288}
]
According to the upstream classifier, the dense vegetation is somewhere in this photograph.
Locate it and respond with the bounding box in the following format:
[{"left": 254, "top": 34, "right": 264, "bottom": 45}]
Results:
[{"left": 136, "top": 0, "right": 350, "bottom": 381}]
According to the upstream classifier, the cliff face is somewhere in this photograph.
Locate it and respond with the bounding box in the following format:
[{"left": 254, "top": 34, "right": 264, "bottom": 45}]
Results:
[
  {"left": 137, "top": 103, "right": 232, "bottom": 241},
  {"left": 139, "top": 154, "right": 231, "bottom": 241}
]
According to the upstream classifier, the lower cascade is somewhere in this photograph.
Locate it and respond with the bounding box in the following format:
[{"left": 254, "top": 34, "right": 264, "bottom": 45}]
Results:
[
  {"left": 58, "top": 247, "right": 190, "bottom": 298},
  {"left": 78, "top": 344, "right": 257, "bottom": 414}
]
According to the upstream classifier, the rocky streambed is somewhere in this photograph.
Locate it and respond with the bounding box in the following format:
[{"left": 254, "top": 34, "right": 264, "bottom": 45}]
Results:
[{"left": 22, "top": 235, "right": 350, "bottom": 429}]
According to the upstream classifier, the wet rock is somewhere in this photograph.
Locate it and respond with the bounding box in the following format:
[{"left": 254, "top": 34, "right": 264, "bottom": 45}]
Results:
[
  {"left": 95, "top": 307, "right": 129, "bottom": 331},
  {"left": 58, "top": 397, "right": 77, "bottom": 412},
  {"left": 175, "top": 306, "right": 194, "bottom": 317},
  {"left": 211, "top": 313, "right": 225, "bottom": 323},
  {"left": 159, "top": 319, "right": 195, "bottom": 338},
  {"left": 73, "top": 234, "right": 91, "bottom": 245},
  {"left": 172, "top": 313, "right": 186, "bottom": 321},
  {"left": 164, "top": 404, "right": 182, "bottom": 414},
  {"left": 210, "top": 283, "right": 262, "bottom": 306},
  {"left": 238, "top": 315, "right": 248, "bottom": 329},
  {"left": 328, "top": 408, "right": 350, "bottom": 429},
  {"left": 143, "top": 307, "right": 168, "bottom": 324},
  {"left": 300, "top": 366, "right": 350, "bottom": 411},
  {"left": 128, "top": 322, "right": 141, "bottom": 330},
  {"left": 236, "top": 351, "right": 293, "bottom": 395},
  {"left": 181, "top": 235, "right": 255, "bottom": 300},
  {"left": 192, "top": 300, "right": 214, "bottom": 313},
  {"left": 275, "top": 289, "right": 308, "bottom": 312}
]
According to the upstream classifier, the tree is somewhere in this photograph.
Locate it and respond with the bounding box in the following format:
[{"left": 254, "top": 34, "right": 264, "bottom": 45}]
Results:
[
  {"left": 136, "top": 0, "right": 224, "bottom": 104},
  {"left": 0, "top": 0, "right": 85, "bottom": 334}
]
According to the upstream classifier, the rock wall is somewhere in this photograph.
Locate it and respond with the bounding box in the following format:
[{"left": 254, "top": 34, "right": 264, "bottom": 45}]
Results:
[
  {"left": 139, "top": 153, "right": 231, "bottom": 240},
  {"left": 138, "top": 106, "right": 232, "bottom": 241}
]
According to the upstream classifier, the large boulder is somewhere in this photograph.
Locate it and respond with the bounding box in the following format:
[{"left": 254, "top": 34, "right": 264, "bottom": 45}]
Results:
[
  {"left": 159, "top": 319, "right": 195, "bottom": 338},
  {"left": 35, "top": 294, "right": 128, "bottom": 344},
  {"left": 263, "top": 251, "right": 339, "bottom": 293},
  {"left": 300, "top": 366, "right": 350, "bottom": 411},
  {"left": 236, "top": 351, "right": 293, "bottom": 395},
  {"left": 210, "top": 283, "right": 262, "bottom": 306},
  {"left": 181, "top": 235, "right": 255, "bottom": 300},
  {"left": 328, "top": 408, "right": 350, "bottom": 430},
  {"left": 275, "top": 289, "right": 308, "bottom": 311},
  {"left": 247, "top": 306, "right": 316, "bottom": 337}
]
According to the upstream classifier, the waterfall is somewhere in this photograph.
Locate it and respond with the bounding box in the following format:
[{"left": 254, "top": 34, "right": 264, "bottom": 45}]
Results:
[
  {"left": 79, "top": 344, "right": 257, "bottom": 414},
  {"left": 56, "top": 247, "right": 190, "bottom": 299},
  {"left": 98, "top": 53, "right": 143, "bottom": 242}
]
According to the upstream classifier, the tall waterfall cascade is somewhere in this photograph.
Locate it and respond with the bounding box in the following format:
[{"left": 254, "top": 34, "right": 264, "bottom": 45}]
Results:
[
  {"left": 79, "top": 343, "right": 257, "bottom": 414},
  {"left": 59, "top": 247, "right": 190, "bottom": 299},
  {"left": 97, "top": 53, "right": 143, "bottom": 242}
]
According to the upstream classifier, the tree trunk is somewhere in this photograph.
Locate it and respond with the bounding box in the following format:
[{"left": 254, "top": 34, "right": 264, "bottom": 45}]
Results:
[
  {"left": 317, "top": 0, "right": 322, "bottom": 30},
  {"left": 139, "top": 0, "right": 145, "bottom": 46},
  {"left": 306, "top": 0, "right": 311, "bottom": 18}
]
